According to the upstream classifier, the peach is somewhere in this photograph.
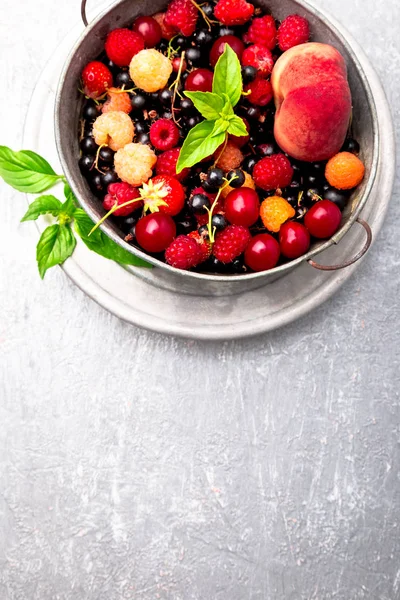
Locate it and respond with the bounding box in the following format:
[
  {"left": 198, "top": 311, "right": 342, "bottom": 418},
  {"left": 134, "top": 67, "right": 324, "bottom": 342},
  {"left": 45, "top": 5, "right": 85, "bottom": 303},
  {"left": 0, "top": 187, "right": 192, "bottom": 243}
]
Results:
[{"left": 271, "top": 43, "right": 352, "bottom": 163}]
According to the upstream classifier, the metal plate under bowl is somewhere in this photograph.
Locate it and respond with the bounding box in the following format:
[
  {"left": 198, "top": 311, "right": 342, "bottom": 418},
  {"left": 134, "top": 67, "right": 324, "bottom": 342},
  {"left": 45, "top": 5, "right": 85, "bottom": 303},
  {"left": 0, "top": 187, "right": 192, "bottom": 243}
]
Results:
[{"left": 23, "top": 2, "right": 395, "bottom": 340}]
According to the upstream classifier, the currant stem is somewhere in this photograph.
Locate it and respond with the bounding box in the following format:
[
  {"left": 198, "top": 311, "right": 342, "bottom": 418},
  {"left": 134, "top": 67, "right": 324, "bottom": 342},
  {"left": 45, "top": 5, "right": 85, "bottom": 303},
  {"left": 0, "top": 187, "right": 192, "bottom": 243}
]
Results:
[
  {"left": 189, "top": 0, "right": 216, "bottom": 30},
  {"left": 88, "top": 197, "right": 142, "bottom": 236},
  {"left": 205, "top": 174, "right": 238, "bottom": 244},
  {"left": 171, "top": 51, "right": 186, "bottom": 127}
]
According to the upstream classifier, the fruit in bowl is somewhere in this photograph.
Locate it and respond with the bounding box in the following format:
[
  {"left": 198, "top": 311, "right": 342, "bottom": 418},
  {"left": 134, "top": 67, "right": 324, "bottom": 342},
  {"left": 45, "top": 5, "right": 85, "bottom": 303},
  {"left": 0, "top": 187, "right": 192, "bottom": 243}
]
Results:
[{"left": 77, "top": 0, "right": 365, "bottom": 275}]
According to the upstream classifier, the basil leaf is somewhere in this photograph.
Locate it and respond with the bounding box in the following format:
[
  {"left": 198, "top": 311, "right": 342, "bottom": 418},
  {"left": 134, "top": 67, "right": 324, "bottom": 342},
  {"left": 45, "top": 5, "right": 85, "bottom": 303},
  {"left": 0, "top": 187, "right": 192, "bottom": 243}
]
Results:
[
  {"left": 62, "top": 184, "right": 78, "bottom": 218},
  {"left": 184, "top": 91, "right": 224, "bottom": 121},
  {"left": 227, "top": 115, "right": 249, "bottom": 138},
  {"left": 21, "top": 195, "right": 64, "bottom": 222},
  {"left": 73, "top": 209, "right": 152, "bottom": 268},
  {"left": 36, "top": 224, "right": 76, "bottom": 278},
  {"left": 220, "top": 95, "right": 235, "bottom": 119},
  {"left": 176, "top": 120, "right": 226, "bottom": 172},
  {"left": 212, "top": 118, "right": 230, "bottom": 137},
  {"left": 0, "top": 146, "right": 63, "bottom": 193},
  {"left": 212, "top": 45, "right": 242, "bottom": 108}
]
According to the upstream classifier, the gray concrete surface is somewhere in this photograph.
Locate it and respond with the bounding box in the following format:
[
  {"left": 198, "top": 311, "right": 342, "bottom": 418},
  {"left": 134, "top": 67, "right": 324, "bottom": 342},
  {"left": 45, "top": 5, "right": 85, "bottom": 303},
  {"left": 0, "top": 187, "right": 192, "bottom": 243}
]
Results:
[{"left": 1, "top": 0, "right": 399, "bottom": 598}]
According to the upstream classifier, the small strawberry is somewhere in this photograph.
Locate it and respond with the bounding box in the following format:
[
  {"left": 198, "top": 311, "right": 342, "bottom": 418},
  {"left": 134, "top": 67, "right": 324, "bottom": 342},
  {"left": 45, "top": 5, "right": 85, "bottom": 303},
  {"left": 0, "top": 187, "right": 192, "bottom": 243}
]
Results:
[
  {"left": 156, "top": 148, "right": 190, "bottom": 182},
  {"left": 165, "top": 235, "right": 203, "bottom": 269},
  {"left": 214, "top": 0, "right": 254, "bottom": 26},
  {"left": 139, "top": 175, "right": 185, "bottom": 216},
  {"left": 241, "top": 45, "right": 274, "bottom": 77},
  {"left": 150, "top": 119, "right": 180, "bottom": 151},
  {"left": 103, "top": 183, "right": 142, "bottom": 216},
  {"left": 105, "top": 28, "right": 145, "bottom": 67},
  {"left": 277, "top": 15, "right": 310, "bottom": 52},
  {"left": 244, "top": 15, "right": 277, "bottom": 49},
  {"left": 213, "top": 225, "right": 251, "bottom": 263},
  {"left": 253, "top": 154, "right": 294, "bottom": 191},
  {"left": 164, "top": 0, "right": 199, "bottom": 37},
  {"left": 188, "top": 231, "right": 212, "bottom": 262},
  {"left": 82, "top": 61, "right": 113, "bottom": 99}
]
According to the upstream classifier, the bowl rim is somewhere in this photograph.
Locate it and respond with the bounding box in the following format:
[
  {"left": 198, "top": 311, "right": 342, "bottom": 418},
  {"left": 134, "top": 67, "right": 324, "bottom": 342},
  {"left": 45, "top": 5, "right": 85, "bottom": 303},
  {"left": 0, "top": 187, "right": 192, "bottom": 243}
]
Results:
[{"left": 54, "top": 0, "right": 380, "bottom": 283}]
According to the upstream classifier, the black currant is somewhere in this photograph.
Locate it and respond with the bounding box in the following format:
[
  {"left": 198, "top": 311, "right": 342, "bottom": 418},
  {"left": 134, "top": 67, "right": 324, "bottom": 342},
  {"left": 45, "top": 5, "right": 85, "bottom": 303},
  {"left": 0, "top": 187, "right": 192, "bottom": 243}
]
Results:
[
  {"left": 79, "top": 155, "right": 95, "bottom": 172},
  {"left": 186, "top": 48, "right": 202, "bottom": 65},
  {"left": 242, "top": 155, "right": 259, "bottom": 174},
  {"left": 194, "top": 29, "right": 213, "bottom": 46},
  {"left": 131, "top": 94, "right": 147, "bottom": 111},
  {"left": 134, "top": 120, "right": 148, "bottom": 134},
  {"left": 206, "top": 167, "right": 224, "bottom": 190},
  {"left": 342, "top": 138, "right": 360, "bottom": 154},
  {"left": 242, "top": 66, "right": 257, "bottom": 84},
  {"left": 212, "top": 214, "right": 228, "bottom": 231},
  {"left": 137, "top": 132, "right": 150, "bottom": 145},
  {"left": 80, "top": 136, "right": 98, "bottom": 154},
  {"left": 82, "top": 101, "right": 98, "bottom": 121},
  {"left": 99, "top": 147, "right": 114, "bottom": 165},
  {"left": 115, "top": 71, "right": 133, "bottom": 87},
  {"left": 323, "top": 187, "right": 349, "bottom": 211},
  {"left": 190, "top": 193, "right": 211, "bottom": 214},
  {"left": 227, "top": 169, "right": 245, "bottom": 188},
  {"left": 180, "top": 98, "right": 195, "bottom": 114},
  {"left": 101, "top": 170, "right": 119, "bottom": 187}
]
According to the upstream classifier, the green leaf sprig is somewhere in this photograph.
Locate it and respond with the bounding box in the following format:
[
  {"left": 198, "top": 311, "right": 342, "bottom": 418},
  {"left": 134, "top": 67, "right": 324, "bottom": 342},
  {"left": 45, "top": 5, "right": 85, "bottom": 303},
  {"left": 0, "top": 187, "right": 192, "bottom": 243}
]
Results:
[
  {"left": 176, "top": 45, "right": 248, "bottom": 173},
  {"left": 0, "top": 146, "right": 152, "bottom": 278}
]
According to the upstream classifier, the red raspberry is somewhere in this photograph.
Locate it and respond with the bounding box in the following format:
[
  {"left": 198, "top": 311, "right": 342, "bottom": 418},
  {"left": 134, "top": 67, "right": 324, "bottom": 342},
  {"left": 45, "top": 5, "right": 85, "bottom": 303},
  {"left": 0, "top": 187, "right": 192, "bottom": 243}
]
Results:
[
  {"left": 214, "top": 0, "right": 254, "bottom": 26},
  {"left": 150, "top": 119, "right": 180, "bottom": 151},
  {"left": 242, "top": 45, "right": 274, "bottom": 77},
  {"left": 82, "top": 61, "right": 113, "bottom": 99},
  {"left": 103, "top": 183, "right": 142, "bottom": 216},
  {"left": 244, "top": 78, "right": 273, "bottom": 106},
  {"left": 277, "top": 15, "right": 310, "bottom": 52},
  {"left": 213, "top": 225, "right": 251, "bottom": 263},
  {"left": 188, "top": 231, "right": 212, "bottom": 262},
  {"left": 105, "top": 28, "right": 145, "bottom": 67},
  {"left": 164, "top": 0, "right": 198, "bottom": 37},
  {"left": 165, "top": 235, "right": 203, "bottom": 270},
  {"left": 156, "top": 148, "right": 190, "bottom": 182},
  {"left": 141, "top": 175, "right": 185, "bottom": 216},
  {"left": 152, "top": 12, "right": 176, "bottom": 40},
  {"left": 243, "top": 15, "right": 277, "bottom": 49},
  {"left": 253, "top": 154, "right": 294, "bottom": 191}
]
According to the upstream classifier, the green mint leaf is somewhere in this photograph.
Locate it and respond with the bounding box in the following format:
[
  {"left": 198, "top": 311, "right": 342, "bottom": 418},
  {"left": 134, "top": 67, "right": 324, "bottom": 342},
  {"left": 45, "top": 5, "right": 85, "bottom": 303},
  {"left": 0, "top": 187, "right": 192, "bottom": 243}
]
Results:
[
  {"left": 212, "top": 45, "right": 242, "bottom": 108},
  {"left": 220, "top": 95, "right": 235, "bottom": 119},
  {"left": 62, "top": 183, "right": 78, "bottom": 218},
  {"left": 176, "top": 120, "right": 227, "bottom": 173},
  {"left": 183, "top": 91, "right": 225, "bottom": 121},
  {"left": 227, "top": 115, "right": 249, "bottom": 138},
  {"left": 36, "top": 224, "right": 76, "bottom": 279},
  {"left": 0, "top": 146, "right": 63, "bottom": 193},
  {"left": 21, "top": 195, "right": 64, "bottom": 222},
  {"left": 212, "top": 118, "right": 230, "bottom": 137},
  {"left": 73, "top": 209, "right": 152, "bottom": 268}
]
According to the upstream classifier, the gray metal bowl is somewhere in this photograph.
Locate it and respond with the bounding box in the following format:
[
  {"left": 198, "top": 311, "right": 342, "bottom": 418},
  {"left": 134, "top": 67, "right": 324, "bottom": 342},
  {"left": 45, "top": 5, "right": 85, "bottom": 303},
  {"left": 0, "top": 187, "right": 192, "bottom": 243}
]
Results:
[{"left": 55, "top": 0, "right": 378, "bottom": 296}]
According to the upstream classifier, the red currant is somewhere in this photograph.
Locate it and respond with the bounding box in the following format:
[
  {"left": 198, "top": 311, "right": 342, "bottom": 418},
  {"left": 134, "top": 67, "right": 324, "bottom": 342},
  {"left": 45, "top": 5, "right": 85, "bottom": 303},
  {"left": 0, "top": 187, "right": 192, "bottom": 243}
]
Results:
[
  {"left": 185, "top": 69, "right": 213, "bottom": 92},
  {"left": 244, "top": 234, "right": 280, "bottom": 272},
  {"left": 304, "top": 200, "right": 342, "bottom": 239},
  {"left": 279, "top": 221, "right": 310, "bottom": 259},
  {"left": 225, "top": 188, "right": 260, "bottom": 227},
  {"left": 210, "top": 36, "right": 245, "bottom": 67},
  {"left": 172, "top": 56, "right": 187, "bottom": 73},
  {"left": 135, "top": 213, "right": 176, "bottom": 253},
  {"left": 133, "top": 16, "right": 162, "bottom": 48}
]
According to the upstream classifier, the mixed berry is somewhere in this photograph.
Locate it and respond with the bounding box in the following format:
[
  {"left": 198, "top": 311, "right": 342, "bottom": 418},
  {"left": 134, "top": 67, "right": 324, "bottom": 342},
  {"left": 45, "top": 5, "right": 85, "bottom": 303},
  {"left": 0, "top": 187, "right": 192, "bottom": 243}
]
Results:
[{"left": 78, "top": 0, "right": 366, "bottom": 274}]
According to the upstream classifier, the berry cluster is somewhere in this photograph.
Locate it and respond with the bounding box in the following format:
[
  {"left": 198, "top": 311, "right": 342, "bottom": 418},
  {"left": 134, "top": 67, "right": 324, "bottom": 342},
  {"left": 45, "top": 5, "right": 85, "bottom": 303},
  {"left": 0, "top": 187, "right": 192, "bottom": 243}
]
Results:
[{"left": 78, "top": 1, "right": 365, "bottom": 274}]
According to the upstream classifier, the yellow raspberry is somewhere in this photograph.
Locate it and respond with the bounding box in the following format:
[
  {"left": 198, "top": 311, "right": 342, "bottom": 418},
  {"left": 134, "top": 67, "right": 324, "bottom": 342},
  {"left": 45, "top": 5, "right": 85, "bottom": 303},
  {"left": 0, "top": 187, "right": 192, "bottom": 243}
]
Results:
[
  {"left": 221, "top": 171, "right": 255, "bottom": 199},
  {"left": 114, "top": 143, "right": 157, "bottom": 187},
  {"left": 325, "top": 152, "right": 365, "bottom": 190},
  {"left": 92, "top": 111, "right": 134, "bottom": 151},
  {"left": 129, "top": 49, "right": 173, "bottom": 93},
  {"left": 260, "top": 196, "right": 295, "bottom": 233},
  {"left": 102, "top": 88, "right": 132, "bottom": 114},
  {"left": 215, "top": 141, "right": 244, "bottom": 172}
]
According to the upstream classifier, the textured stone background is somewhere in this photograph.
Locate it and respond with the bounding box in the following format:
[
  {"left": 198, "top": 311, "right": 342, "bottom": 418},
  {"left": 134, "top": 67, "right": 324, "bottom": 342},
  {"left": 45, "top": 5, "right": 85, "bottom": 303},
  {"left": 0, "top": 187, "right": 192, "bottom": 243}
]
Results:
[{"left": 1, "top": 0, "right": 399, "bottom": 598}]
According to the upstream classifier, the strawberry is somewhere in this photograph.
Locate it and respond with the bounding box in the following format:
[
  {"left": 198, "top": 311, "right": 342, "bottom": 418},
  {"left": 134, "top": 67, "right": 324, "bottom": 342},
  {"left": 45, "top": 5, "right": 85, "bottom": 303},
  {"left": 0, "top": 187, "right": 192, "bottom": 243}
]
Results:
[
  {"left": 82, "top": 61, "right": 113, "bottom": 99},
  {"left": 214, "top": 0, "right": 254, "bottom": 26},
  {"left": 140, "top": 175, "right": 185, "bottom": 216},
  {"left": 105, "top": 28, "right": 145, "bottom": 67},
  {"left": 165, "top": 235, "right": 203, "bottom": 269},
  {"left": 213, "top": 225, "right": 251, "bottom": 263},
  {"left": 164, "top": 0, "right": 199, "bottom": 37}
]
